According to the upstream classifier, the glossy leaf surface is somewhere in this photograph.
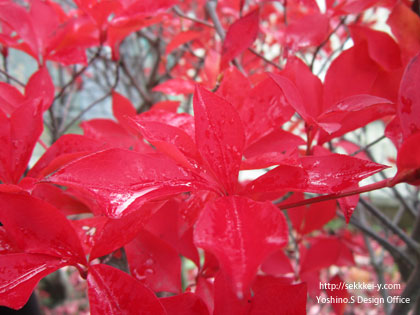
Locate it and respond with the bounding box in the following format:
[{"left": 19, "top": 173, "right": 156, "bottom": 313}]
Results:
[
  {"left": 125, "top": 229, "right": 181, "bottom": 294},
  {"left": 194, "top": 196, "right": 288, "bottom": 298},
  {"left": 87, "top": 264, "right": 166, "bottom": 315},
  {"left": 193, "top": 86, "right": 245, "bottom": 194},
  {"left": 0, "top": 193, "right": 86, "bottom": 265},
  {"left": 0, "top": 253, "right": 67, "bottom": 310},
  {"left": 46, "top": 148, "right": 209, "bottom": 218}
]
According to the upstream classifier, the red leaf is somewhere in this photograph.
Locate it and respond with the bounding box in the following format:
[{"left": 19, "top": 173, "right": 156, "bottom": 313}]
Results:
[
  {"left": 245, "top": 154, "right": 386, "bottom": 196},
  {"left": 112, "top": 91, "right": 137, "bottom": 125},
  {"left": 287, "top": 193, "right": 336, "bottom": 235},
  {"left": 25, "top": 66, "right": 55, "bottom": 111},
  {"left": 325, "top": 274, "right": 350, "bottom": 315},
  {"left": 87, "top": 202, "right": 163, "bottom": 259},
  {"left": 261, "top": 249, "right": 294, "bottom": 276},
  {"left": 194, "top": 196, "right": 288, "bottom": 298},
  {"left": 397, "top": 53, "right": 420, "bottom": 139},
  {"left": 28, "top": 134, "right": 105, "bottom": 178},
  {"left": 193, "top": 86, "right": 245, "bottom": 194},
  {"left": 165, "top": 30, "right": 201, "bottom": 55},
  {"left": 160, "top": 292, "right": 209, "bottom": 315},
  {"left": 0, "top": 1, "right": 38, "bottom": 59},
  {"left": 129, "top": 119, "right": 201, "bottom": 170},
  {"left": 87, "top": 264, "right": 166, "bottom": 315},
  {"left": 0, "top": 193, "right": 86, "bottom": 265},
  {"left": 285, "top": 12, "right": 329, "bottom": 50},
  {"left": 0, "top": 100, "right": 43, "bottom": 184},
  {"left": 220, "top": 9, "right": 259, "bottom": 71},
  {"left": 81, "top": 119, "right": 150, "bottom": 152},
  {"left": 125, "top": 229, "right": 181, "bottom": 294},
  {"left": 0, "top": 253, "right": 68, "bottom": 310},
  {"left": 317, "top": 94, "right": 395, "bottom": 143},
  {"left": 300, "top": 236, "right": 354, "bottom": 274},
  {"left": 250, "top": 280, "right": 307, "bottom": 315},
  {"left": 213, "top": 272, "right": 250, "bottom": 315},
  {"left": 241, "top": 78, "right": 295, "bottom": 145},
  {"left": 216, "top": 67, "right": 251, "bottom": 112},
  {"left": 387, "top": 3, "right": 420, "bottom": 65},
  {"left": 393, "top": 132, "right": 420, "bottom": 185},
  {"left": 299, "top": 154, "right": 387, "bottom": 193},
  {"left": 244, "top": 128, "right": 305, "bottom": 158},
  {"left": 0, "top": 83, "right": 25, "bottom": 115},
  {"left": 46, "top": 149, "right": 208, "bottom": 218},
  {"left": 153, "top": 78, "right": 196, "bottom": 95},
  {"left": 323, "top": 43, "right": 380, "bottom": 110},
  {"left": 31, "top": 183, "right": 90, "bottom": 216},
  {"left": 350, "top": 25, "right": 402, "bottom": 71},
  {"left": 280, "top": 56, "right": 323, "bottom": 121}
]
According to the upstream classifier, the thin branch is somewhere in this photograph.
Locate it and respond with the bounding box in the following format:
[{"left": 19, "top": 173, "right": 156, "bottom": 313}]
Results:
[
  {"left": 0, "top": 68, "right": 25, "bottom": 87},
  {"left": 360, "top": 198, "right": 420, "bottom": 256},
  {"left": 54, "top": 47, "right": 102, "bottom": 101},
  {"left": 337, "top": 211, "right": 415, "bottom": 269},
  {"left": 350, "top": 135, "right": 386, "bottom": 156},
  {"left": 58, "top": 62, "right": 120, "bottom": 136},
  {"left": 310, "top": 17, "right": 347, "bottom": 71}
]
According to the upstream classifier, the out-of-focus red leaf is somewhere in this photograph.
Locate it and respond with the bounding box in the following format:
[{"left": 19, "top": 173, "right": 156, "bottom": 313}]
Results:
[
  {"left": 31, "top": 183, "right": 90, "bottom": 216},
  {"left": 107, "top": 14, "right": 165, "bottom": 60},
  {"left": 323, "top": 43, "right": 380, "bottom": 110},
  {"left": 220, "top": 9, "right": 259, "bottom": 71},
  {"left": 46, "top": 149, "right": 210, "bottom": 218},
  {"left": 0, "top": 193, "right": 86, "bottom": 264},
  {"left": 145, "top": 199, "right": 200, "bottom": 266},
  {"left": 287, "top": 193, "right": 336, "bottom": 235},
  {"left": 300, "top": 236, "right": 354, "bottom": 274},
  {"left": 393, "top": 132, "right": 420, "bottom": 186},
  {"left": 112, "top": 91, "right": 137, "bottom": 125},
  {"left": 388, "top": 3, "right": 420, "bottom": 65},
  {"left": 193, "top": 86, "right": 245, "bottom": 194},
  {"left": 160, "top": 292, "right": 209, "bottom": 315},
  {"left": 195, "top": 277, "right": 214, "bottom": 314},
  {"left": 137, "top": 110, "right": 195, "bottom": 139},
  {"left": 151, "top": 101, "right": 180, "bottom": 113},
  {"left": 213, "top": 272, "right": 250, "bottom": 315},
  {"left": 0, "top": 100, "right": 43, "bottom": 184},
  {"left": 0, "top": 1, "right": 38, "bottom": 59},
  {"left": 250, "top": 280, "right": 307, "bottom": 315},
  {"left": 261, "top": 249, "right": 294, "bottom": 276},
  {"left": 241, "top": 78, "right": 295, "bottom": 145},
  {"left": 0, "top": 253, "right": 68, "bottom": 310},
  {"left": 28, "top": 134, "right": 105, "bottom": 178},
  {"left": 87, "top": 200, "right": 165, "bottom": 259},
  {"left": 165, "top": 30, "right": 201, "bottom": 55},
  {"left": 125, "top": 229, "right": 181, "bottom": 294},
  {"left": 153, "top": 78, "right": 196, "bottom": 95},
  {"left": 25, "top": 66, "right": 55, "bottom": 111},
  {"left": 216, "top": 67, "right": 251, "bottom": 112},
  {"left": 194, "top": 196, "right": 288, "bottom": 298},
  {"left": 81, "top": 119, "right": 150, "bottom": 152},
  {"left": 87, "top": 264, "right": 166, "bottom": 315},
  {"left": 350, "top": 25, "right": 401, "bottom": 71},
  {"left": 285, "top": 13, "right": 329, "bottom": 50},
  {"left": 325, "top": 274, "right": 350, "bottom": 315},
  {"left": 0, "top": 83, "right": 25, "bottom": 115},
  {"left": 397, "top": 53, "right": 420, "bottom": 139}
]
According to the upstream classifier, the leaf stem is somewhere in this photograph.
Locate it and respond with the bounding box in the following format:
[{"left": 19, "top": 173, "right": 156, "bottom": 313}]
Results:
[{"left": 277, "top": 178, "right": 392, "bottom": 210}]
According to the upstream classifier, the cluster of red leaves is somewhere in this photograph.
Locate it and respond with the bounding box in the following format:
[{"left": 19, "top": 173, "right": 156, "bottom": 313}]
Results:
[{"left": 0, "top": 0, "right": 420, "bottom": 314}]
